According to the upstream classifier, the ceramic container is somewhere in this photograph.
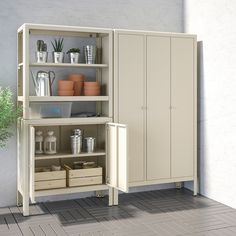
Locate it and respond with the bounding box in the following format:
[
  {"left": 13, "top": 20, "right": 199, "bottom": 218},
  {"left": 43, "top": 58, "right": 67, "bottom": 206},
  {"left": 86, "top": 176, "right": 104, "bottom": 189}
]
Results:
[
  {"left": 58, "top": 80, "right": 74, "bottom": 91},
  {"left": 68, "top": 73, "right": 85, "bottom": 81},
  {"left": 74, "top": 81, "right": 83, "bottom": 96},
  {"left": 58, "top": 90, "right": 74, "bottom": 96},
  {"left": 84, "top": 82, "right": 100, "bottom": 87},
  {"left": 84, "top": 89, "right": 100, "bottom": 96}
]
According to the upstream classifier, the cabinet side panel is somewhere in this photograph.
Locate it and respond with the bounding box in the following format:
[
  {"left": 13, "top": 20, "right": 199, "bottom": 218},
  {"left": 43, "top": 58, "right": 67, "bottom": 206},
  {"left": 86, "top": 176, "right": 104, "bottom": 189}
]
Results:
[
  {"left": 117, "top": 34, "right": 145, "bottom": 183},
  {"left": 171, "top": 37, "right": 194, "bottom": 178},
  {"left": 147, "top": 36, "right": 171, "bottom": 180}
]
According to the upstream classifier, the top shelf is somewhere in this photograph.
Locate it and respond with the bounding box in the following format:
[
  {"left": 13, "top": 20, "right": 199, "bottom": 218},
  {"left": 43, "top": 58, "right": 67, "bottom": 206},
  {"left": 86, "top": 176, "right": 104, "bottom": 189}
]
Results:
[{"left": 28, "top": 63, "right": 108, "bottom": 68}]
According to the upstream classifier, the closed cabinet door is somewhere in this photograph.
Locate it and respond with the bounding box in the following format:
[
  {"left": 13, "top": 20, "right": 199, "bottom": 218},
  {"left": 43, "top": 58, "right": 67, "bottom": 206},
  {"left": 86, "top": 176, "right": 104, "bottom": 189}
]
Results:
[
  {"left": 115, "top": 32, "right": 145, "bottom": 183},
  {"left": 146, "top": 36, "right": 171, "bottom": 180},
  {"left": 171, "top": 37, "right": 194, "bottom": 178}
]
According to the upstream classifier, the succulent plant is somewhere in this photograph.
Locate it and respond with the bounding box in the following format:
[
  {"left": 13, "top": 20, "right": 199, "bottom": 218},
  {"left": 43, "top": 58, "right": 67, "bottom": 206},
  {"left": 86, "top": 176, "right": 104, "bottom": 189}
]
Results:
[
  {"left": 51, "top": 38, "right": 64, "bottom": 52},
  {"left": 37, "top": 40, "right": 47, "bottom": 52},
  {"left": 67, "top": 48, "right": 80, "bottom": 54}
]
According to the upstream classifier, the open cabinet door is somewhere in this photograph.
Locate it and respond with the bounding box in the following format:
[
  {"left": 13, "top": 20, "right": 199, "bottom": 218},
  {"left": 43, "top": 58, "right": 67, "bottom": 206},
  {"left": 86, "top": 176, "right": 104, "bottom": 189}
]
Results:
[
  {"left": 29, "top": 126, "right": 35, "bottom": 203},
  {"left": 106, "top": 123, "right": 128, "bottom": 193}
]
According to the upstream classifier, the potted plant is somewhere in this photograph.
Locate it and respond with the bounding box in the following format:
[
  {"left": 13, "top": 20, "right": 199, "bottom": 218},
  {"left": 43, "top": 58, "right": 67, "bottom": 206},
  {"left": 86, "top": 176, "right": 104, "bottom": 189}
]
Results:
[
  {"left": 67, "top": 48, "right": 80, "bottom": 64},
  {"left": 0, "top": 87, "right": 22, "bottom": 148},
  {"left": 51, "top": 38, "right": 64, "bottom": 63},
  {"left": 36, "top": 40, "right": 48, "bottom": 63}
]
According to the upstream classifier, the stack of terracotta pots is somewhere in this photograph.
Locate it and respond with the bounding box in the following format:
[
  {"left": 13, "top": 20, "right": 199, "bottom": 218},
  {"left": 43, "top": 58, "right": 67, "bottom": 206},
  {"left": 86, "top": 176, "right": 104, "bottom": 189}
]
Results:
[
  {"left": 58, "top": 80, "right": 74, "bottom": 96},
  {"left": 57, "top": 73, "right": 100, "bottom": 96},
  {"left": 68, "top": 73, "right": 85, "bottom": 96},
  {"left": 84, "top": 82, "right": 101, "bottom": 96}
]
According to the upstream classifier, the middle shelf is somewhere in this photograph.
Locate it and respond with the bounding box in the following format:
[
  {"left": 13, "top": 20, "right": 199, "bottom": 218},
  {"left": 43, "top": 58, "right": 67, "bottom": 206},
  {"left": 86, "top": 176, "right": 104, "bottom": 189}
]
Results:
[
  {"left": 18, "top": 96, "right": 109, "bottom": 102},
  {"left": 35, "top": 150, "right": 106, "bottom": 160}
]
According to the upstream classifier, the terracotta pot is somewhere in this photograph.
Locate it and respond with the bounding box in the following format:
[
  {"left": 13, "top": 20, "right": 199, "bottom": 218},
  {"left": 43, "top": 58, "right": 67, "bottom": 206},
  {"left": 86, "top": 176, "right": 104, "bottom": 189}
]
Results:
[
  {"left": 58, "top": 80, "right": 74, "bottom": 91},
  {"left": 74, "top": 81, "right": 83, "bottom": 96},
  {"left": 58, "top": 90, "right": 74, "bottom": 96},
  {"left": 84, "top": 82, "right": 100, "bottom": 87},
  {"left": 68, "top": 73, "right": 85, "bottom": 82},
  {"left": 84, "top": 88, "right": 100, "bottom": 96}
]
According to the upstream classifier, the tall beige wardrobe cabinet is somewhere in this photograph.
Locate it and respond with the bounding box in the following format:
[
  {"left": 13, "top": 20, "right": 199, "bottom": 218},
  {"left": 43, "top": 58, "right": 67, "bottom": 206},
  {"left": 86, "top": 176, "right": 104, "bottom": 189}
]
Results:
[{"left": 114, "top": 30, "right": 197, "bottom": 195}]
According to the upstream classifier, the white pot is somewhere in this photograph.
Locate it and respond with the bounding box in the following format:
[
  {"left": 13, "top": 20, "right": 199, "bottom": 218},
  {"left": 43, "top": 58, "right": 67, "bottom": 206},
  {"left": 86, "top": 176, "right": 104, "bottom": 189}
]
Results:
[
  {"left": 53, "top": 52, "right": 64, "bottom": 63},
  {"left": 69, "top": 52, "right": 80, "bottom": 64}
]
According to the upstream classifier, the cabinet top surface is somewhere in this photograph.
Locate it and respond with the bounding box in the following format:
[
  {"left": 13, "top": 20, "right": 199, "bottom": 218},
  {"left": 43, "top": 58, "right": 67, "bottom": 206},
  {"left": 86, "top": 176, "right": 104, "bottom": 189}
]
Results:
[{"left": 18, "top": 23, "right": 197, "bottom": 38}]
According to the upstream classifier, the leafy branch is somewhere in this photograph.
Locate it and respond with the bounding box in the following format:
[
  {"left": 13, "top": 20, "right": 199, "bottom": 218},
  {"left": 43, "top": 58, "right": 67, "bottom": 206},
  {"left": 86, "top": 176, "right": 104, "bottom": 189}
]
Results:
[{"left": 0, "top": 87, "right": 22, "bottom": 148}]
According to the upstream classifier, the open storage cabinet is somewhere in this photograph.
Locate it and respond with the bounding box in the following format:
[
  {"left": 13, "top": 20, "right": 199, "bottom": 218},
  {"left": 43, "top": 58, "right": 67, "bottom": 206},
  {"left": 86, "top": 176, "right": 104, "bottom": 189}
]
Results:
[{"left": 17, "top": 24, "right": 128, "bottom": 216}]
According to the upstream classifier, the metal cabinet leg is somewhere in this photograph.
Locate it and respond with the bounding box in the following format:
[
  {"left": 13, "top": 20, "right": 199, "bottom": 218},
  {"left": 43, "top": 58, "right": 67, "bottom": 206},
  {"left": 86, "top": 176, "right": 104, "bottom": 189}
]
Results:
[
  {"left": 193, "top": 178, "right": 198, "bottom": 196},
  {"left": 17, "top": 190, "right": 23, "bottom": 207},
  {"left": 113, "top": 188, "right": 118, "bottom": 205},
  {"left": 108, "top": 187, "right": 113, "bottom": 206}
]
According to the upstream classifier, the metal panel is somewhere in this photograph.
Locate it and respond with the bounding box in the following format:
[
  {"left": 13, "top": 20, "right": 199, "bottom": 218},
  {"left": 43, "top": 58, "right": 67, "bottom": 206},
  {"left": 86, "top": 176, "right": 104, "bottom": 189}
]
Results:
[
  {"left": 146, "top": 36, "right": 171, "bottom": 180},
  {"left": 106, "top": 123, "right": 128, "bottom": 192},
  {"left": 171, "top": 37, "right": 194, "bottom": 178},
  {"left": 115, "top": 33, "right": 145, "bottom": 183}
]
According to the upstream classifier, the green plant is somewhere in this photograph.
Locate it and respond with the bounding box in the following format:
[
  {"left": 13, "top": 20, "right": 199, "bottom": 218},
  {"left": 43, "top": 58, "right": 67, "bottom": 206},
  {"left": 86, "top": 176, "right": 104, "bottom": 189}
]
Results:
[
  {"left": 37, "top": 40, "right": 47, "bottom": 52},
  {"left": 0, "top": 87, "right": 22, "bottom": 148},
  {"left": 51, "top": 38, "right": 64, "bottom": 52},
  {"left": 67, "top": 48, "right": 80, "bottom": 54}
]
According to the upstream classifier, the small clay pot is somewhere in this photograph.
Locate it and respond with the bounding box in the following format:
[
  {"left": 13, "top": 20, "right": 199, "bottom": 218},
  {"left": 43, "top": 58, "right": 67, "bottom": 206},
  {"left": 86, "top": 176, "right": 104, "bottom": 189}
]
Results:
[
  {"left": 84, "top": 82, "right": 100, "bottom": 87},
  {"left": 58, "top": 90, "right": 74, "bottom": 96},
  {"left": 68, "top": 73, "right": 85, "bottom": 82},
  {"left": 73, "top": 81, "right": 83, "bottom": 96},
  {"left": 84, "top": 88, "right": 100, "bottom": 96},
  {"left": 58, "top": 80, "right": 74, "bottom": 91}
]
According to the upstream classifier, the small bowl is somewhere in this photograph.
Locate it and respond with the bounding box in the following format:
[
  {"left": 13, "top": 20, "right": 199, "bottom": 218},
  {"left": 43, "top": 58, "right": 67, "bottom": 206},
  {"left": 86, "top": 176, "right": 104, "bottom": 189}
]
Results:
[
  {"left": 58, "top": 90, "right": 74, "bottom": 96},
  {"left": 58, "top": 80, "right": 74, "bottom": 91}
]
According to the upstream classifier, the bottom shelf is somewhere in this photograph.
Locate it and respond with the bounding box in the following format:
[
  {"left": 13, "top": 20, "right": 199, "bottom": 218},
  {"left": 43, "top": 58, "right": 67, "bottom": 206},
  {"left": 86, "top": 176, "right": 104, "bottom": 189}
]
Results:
[{"left": 35, "top": 184, "right": 109, "bottom": 197}]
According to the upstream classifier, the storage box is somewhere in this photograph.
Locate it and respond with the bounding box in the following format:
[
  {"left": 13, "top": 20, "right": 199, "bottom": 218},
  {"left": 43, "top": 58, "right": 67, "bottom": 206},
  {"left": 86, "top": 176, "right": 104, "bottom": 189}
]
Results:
[
  {"left": 35, "top": 168, "right": 66, "bottom": 190},
  {"left": 30, "top": 102, "right": 72, "bottom": 119},
  {"left": 64, "top": 165, "right": 103, "bottom": 187}
]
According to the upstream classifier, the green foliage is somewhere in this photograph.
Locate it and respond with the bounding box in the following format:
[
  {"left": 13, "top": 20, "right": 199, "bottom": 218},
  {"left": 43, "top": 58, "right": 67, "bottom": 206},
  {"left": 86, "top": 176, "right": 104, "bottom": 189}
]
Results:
[
  {"left": 37, "top": 40, "right": 47, "bottom": 52},
  {"left": 51, "top": 38, "right": 64, "bottom": 52},
  {"left": 0, "top": 88, "right": 22, "bottom": 148},
  {"left": 67, "top": 48, "right": 80, "bottom": 54}
]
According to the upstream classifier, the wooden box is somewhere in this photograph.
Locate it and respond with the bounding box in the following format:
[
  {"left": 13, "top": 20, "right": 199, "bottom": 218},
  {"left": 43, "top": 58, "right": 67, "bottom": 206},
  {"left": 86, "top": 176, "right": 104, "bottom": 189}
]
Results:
[
  {"left": 64, "top": 165, "right": 103, "bottom": 187},
  {"left": 35, "top": 169, "right": 66, "bottom": 190}
]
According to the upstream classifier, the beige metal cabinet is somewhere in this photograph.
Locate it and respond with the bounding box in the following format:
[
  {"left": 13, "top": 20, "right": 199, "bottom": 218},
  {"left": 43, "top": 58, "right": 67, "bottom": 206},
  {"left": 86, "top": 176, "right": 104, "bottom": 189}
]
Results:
[
  {"left": 147, "top": 36, "right": 171, "bottom": 180},
  {"left": 114, "top": 30, "right": 197, "bottom": 194},
  {"left": 171, "top": 37, "right": 195, "bottom": 178},
  {"left": 114, "top": 33, "right": 145, "bottom": 183}
]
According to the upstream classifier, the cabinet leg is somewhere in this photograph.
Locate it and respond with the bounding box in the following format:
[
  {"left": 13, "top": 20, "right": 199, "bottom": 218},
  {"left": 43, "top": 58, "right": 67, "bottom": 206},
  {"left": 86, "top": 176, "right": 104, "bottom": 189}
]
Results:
[
  {"left": 108, "top": 187, "right": 113, "bottom": 206},
  {"left": 22, "top": 192, "right": 29, "bottom": 216},
  {"left": 193, "top": 178, "right": 198, "bottom": 196},
  {"left": 113, "top": 189, "right": 118, "bottom": 205},
  {"left": 17, "top": 190, "right": 23, "bottom": 207}
]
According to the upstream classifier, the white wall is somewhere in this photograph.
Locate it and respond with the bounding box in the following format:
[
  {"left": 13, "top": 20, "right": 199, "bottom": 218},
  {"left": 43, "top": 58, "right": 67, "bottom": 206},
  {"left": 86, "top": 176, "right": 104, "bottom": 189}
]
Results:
[
  {"left": 184, "top": 0, "right": 236, "bottom": 209},
  {"left": 0, "top": 0, "right": 183, "bottom": 207}
]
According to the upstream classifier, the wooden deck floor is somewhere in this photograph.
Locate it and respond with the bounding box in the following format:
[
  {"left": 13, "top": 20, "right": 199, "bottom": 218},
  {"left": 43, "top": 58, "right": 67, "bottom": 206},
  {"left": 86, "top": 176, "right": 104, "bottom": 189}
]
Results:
[{"left": 1, "top": 188, "right": 236, "bottom": 235}]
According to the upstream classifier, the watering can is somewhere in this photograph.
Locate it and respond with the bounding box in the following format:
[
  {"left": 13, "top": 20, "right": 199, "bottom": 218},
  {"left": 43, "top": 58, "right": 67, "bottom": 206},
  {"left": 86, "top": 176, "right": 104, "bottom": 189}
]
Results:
[{"left": 31, "top": 70, "right": 55, "bottom": 96}]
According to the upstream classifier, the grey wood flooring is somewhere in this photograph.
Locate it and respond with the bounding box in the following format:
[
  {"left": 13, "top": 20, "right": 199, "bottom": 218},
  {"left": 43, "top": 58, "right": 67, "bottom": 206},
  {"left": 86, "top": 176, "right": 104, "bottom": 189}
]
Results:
[{"left": 1, "top": 188, "right": 236, "bottom": 236}]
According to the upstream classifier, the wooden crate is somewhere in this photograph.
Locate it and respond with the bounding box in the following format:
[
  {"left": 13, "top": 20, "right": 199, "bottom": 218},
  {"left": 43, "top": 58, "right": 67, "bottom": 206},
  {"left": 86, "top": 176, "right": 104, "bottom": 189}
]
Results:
[
  {"left": 64, "top": 165, "right": 103, "bottom": 187},
  {"left": 35, "top": 169, "right": 66, "bottom": 190}
]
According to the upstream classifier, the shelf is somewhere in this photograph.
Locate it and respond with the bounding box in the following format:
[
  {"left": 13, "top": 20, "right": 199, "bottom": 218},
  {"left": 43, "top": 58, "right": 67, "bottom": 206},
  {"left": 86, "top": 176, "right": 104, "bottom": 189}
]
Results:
[
  {"left": 29, "top": 63, "right": 108, "bottom": 68},
  {"left": 34, "top": 184, "right": 109, "bottom": 197},
  {"left": 18, "top": 96, "right": 109, "bottom": 102},
  {"left": 24, "top": 117, "right": 112, "bottom": 126},
  {"left": 35, "top": 150, "right": 106, "bottom": 160}
]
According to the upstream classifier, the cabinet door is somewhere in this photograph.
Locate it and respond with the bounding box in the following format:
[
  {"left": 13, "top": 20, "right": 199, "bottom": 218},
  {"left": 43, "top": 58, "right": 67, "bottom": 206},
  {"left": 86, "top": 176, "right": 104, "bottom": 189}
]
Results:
[
  {"left": 106, "top": 123, "right": 128, "bottom": 193},
  {"left": 171, "top": 37, "right": 194, "bottom": 178},
  {"left": 29, "top": 126, "right": 35, "bottom": 203},
  {"left": 115, "top": 32, "right": 145, "bottom": 183},
  {"left": 146, "top": 36, "right": 171, "bottom": 180}
]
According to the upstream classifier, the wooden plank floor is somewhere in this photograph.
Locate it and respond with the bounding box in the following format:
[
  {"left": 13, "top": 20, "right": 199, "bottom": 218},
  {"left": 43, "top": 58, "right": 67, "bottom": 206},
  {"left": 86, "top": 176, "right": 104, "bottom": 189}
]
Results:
[{"left": 1, "top": 188, "right": 236, "bottom": 235}]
